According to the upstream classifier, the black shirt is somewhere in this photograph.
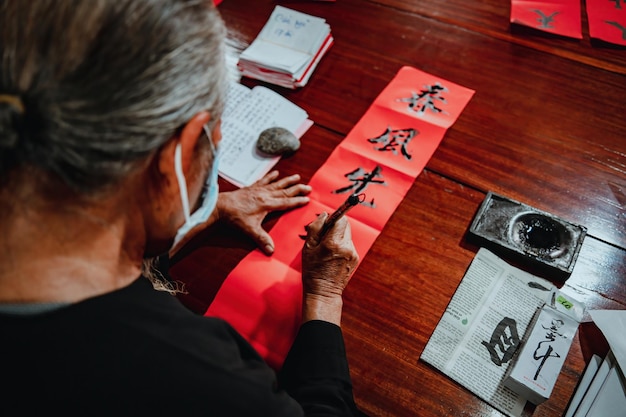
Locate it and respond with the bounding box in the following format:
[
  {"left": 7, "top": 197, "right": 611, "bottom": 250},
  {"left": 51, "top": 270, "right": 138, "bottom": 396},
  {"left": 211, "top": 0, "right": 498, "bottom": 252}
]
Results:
[{"left": 0, "top": 277, "right": 359, "bottom": 416}]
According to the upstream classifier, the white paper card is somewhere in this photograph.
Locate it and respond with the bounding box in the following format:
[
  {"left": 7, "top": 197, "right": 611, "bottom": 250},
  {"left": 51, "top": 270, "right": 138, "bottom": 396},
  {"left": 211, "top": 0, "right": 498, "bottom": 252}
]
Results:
[
  {"left": 257, "top": 6, "right": 328, "bottom": 54},
  {"left": 588, "top": 310, "right": 626, "bottom": 373}
]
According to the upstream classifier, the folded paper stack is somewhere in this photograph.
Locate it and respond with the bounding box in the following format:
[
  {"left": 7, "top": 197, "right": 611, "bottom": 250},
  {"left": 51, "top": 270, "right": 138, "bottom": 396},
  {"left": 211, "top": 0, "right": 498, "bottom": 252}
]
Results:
[{"left": 237, "top": 6, "right": 333, "bottom": 89}]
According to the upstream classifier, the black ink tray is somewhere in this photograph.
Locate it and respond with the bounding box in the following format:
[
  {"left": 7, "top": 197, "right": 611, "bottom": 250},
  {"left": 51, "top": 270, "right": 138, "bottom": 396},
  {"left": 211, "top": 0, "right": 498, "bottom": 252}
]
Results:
[{"left": 468, "top": 192, "right": 587, "bottom": 280}]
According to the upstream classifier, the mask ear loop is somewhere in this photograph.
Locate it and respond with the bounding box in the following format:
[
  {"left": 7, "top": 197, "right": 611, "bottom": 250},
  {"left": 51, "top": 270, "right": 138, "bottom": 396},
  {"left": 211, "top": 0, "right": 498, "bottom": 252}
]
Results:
[
  {"left": 175, "top": 125, "right": 217, "bottom": 225},
  {"left": 174, "top": 142, "right": 192, "bottom": 223},
  {"left": 202, "top": 124, "right": 220, "bottom": 186},
  {"left": 203, "top": 124, "right": 217, "bottom": 156}
]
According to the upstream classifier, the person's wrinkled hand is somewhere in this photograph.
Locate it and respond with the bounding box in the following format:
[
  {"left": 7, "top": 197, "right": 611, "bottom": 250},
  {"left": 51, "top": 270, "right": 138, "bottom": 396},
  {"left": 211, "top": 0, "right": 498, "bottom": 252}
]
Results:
[
  {"left": 217, "top": 170, "right": 311, "bottom": 255},
  {"left": 301, "top": 213, "right": 359, "bottom": 325}
]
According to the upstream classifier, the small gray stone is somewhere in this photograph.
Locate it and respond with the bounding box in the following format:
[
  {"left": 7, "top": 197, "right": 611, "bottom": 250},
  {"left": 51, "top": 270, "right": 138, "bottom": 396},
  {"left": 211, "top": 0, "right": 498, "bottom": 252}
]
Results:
[{"left": 256, "top": 127, "right": 300, "bottom": 156}]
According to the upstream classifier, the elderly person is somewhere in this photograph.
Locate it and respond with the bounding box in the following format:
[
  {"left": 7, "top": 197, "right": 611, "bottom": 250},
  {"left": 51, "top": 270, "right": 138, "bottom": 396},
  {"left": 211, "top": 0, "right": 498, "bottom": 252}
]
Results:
[{"left": 0, "top": 1, "right": 360, "bottom": 415}]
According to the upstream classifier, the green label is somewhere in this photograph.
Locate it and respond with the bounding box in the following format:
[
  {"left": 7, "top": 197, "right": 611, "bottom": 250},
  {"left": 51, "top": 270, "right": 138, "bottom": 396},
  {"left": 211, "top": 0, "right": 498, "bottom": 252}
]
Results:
[{"left": 557, "top": 295, "right": 573, "bottom": 310}]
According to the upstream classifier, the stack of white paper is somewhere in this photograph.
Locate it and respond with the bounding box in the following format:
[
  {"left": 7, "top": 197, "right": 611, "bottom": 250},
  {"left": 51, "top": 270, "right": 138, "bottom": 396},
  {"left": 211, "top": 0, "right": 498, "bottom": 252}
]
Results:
[
  {"left": 237, "top": 6, "right": 333, "bottom": 89},
  {"left": 564, "top": 310, "right": 626, "bottom": 417}
]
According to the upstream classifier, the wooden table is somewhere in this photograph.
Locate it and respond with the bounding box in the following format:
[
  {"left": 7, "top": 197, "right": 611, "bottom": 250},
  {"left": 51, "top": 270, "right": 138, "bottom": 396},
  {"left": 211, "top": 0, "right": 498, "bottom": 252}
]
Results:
[{"left": 171, "top": 1, "right": 626, "bottom": 416}]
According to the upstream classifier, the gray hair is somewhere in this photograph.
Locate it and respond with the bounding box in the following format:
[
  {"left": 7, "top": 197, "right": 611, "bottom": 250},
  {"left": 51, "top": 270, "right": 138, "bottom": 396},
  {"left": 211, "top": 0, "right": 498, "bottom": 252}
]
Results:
[{"left": 0, "top": 0, "right": 227, "bottom": 193}]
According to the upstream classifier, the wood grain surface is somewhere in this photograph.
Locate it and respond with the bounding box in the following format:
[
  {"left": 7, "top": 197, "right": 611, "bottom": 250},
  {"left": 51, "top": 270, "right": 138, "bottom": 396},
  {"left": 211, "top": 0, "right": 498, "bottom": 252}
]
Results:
[{"left": 171, "top": 1, "right": 626, "bottom": 416}]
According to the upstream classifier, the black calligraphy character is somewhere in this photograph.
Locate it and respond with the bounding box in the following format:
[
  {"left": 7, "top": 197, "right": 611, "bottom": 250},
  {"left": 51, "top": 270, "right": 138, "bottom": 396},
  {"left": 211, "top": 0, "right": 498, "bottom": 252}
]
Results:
[
  {"left": 609, "top": 0, "right": 623, "bottom": 9},
  {"left": 481, "top": 317, "right": 520, "bottom": 366},
  {"left": 533, "top": 343, "right": 560, "bottom": 381},
  {"left": 333, "top": 166, "right": 386, "bottom": 207},
  {"left": 398, "top": 83, "right": 448, "bottom": 115},
  {"left": 533, "top": 10, "right": 559, "bottom": 29},
  {"left": 532, "top": 318, "right": 565, "bottom": 380},
  {"left": 605, "top": 21, "right": 626, "bottom": 40},
  {"left": 368, "top": 126, "right": 417, "bottom": 160}
]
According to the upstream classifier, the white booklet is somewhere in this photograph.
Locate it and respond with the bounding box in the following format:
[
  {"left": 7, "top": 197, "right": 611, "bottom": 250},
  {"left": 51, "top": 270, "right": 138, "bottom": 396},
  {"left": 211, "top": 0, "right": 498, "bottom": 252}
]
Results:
[
  {"left": 238, "top": 6, "right": 332, "bottom": 88},
  {"left": 218, "top": 82, "right": 312, "bottom": 187},
  {"left": 241, "top": 5, "right": 329, "bottom": 72},
  {"left": 420, "top": 248, "right": 558, "bottom": 417}
]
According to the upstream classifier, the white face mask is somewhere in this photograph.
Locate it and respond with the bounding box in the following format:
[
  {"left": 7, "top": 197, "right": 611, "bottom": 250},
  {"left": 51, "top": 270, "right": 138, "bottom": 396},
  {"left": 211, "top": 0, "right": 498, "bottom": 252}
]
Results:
[{"left": 172, "top": 125, "right": 220, "bottom": 248}]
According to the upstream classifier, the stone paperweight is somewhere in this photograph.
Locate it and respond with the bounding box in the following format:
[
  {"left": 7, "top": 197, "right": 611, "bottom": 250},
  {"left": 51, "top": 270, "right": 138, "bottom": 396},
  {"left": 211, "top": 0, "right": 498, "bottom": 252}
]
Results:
[{"left": 256, "top": 127, "right": 300, "bottom": 156}]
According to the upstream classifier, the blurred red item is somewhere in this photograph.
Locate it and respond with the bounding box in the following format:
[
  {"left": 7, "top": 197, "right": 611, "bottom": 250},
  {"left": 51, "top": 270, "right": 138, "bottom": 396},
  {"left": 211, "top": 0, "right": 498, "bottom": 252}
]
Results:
[{"left": 586, "top": 0, "right": 626, "bottom": 46}]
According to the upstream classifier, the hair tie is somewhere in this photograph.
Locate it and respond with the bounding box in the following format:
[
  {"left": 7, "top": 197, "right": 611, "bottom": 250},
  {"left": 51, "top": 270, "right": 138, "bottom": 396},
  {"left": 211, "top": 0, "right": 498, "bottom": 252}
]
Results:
[{"left": 0, "top": 94, "right": 25, "bottom": 115}]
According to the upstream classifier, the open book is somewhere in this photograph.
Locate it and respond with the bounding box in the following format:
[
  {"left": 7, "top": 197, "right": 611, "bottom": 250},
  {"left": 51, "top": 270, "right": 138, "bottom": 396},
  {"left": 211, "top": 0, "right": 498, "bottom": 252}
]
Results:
[
  {"left": 219, "top": 82, "right": 313, "bottom": 187},
  {"left": 420, "top": 248, "right": 581, "bottom": 416}
]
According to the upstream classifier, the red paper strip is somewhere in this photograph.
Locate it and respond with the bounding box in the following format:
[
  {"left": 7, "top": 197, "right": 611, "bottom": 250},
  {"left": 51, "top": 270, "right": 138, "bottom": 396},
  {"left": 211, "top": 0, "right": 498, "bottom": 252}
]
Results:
[
  {"left": 206, "top": 253, "right": 302, "bottom": 368},
  {"left": 206, "top": 200, "right": 380, "bottom": 369},
  {"left": 206, "top": 66, "right": 474, "bottom": 370},
  {"left": 340, "top": 107, "right": 447, "bottom": 179},
  {"left": 510, "top": 0, "right": 583, "bottom": 39},
  {"left": 374, "top": 67, "right": 476, "bottom": 129},
  {"left": 586, "top": 0, "right": 626, "bottom": 46},
  {"left": 306, "top": 147, "right": 414, "bottom": 231}
]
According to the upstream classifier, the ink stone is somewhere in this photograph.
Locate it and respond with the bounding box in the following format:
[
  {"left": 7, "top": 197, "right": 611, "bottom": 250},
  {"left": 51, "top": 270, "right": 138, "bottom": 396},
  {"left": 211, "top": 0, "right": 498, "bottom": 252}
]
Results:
[
  {"left": 256, "top": 127, "right": 300, "bottom": 156},
  {"left": 468, "top": 192, "right": 587, "bottom": 279},
  {"left": 517, "top": 215, "right": 563, "bottom": 256}
]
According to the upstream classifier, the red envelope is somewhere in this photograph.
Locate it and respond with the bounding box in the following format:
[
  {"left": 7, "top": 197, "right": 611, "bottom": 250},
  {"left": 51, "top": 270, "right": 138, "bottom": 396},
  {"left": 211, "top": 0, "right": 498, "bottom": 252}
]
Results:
[
  {"left": 586, "top": 0, "right": 626, "bottom": 46},
  {"left": 510, "top": 0, "right": 583, "bottom": 39}
]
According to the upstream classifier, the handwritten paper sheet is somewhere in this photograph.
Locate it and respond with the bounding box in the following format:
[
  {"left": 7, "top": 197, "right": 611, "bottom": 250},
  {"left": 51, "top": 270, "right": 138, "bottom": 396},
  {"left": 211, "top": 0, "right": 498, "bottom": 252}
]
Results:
[
  {"left": 219, "top": 82, "right": 312, "bottom": 187},
  {"left": 510, "top": 0, "right": 582, "bottom": 39},
  {"left": 206, "top": 66, "right": 474, "bottom": 370}
]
